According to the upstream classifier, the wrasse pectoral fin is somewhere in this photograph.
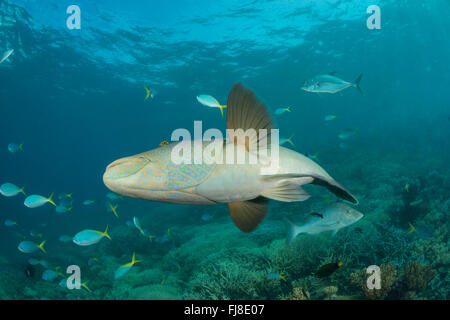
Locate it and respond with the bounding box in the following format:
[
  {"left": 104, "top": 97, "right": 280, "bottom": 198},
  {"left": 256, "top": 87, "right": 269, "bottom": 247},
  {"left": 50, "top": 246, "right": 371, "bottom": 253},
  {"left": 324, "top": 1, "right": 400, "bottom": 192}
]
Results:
[
  {"left": 228, "top": 197, "right": 268, "bottom": 233},
  {"left": 226, "top": 83, "right": 274, "bottom": 152},
  {"left": 261, "top": 181, "right": 310, "bottom": 202}
]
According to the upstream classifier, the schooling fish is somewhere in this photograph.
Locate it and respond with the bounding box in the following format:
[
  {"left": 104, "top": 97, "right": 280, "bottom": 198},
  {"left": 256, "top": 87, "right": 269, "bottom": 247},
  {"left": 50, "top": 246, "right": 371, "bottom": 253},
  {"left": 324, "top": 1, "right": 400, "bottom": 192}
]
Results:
[
  {"left": 73, "top": 226, "right": 111, "bottom": 246},
  {"left": 196, "top": 94, "right": 227, "bottom": 117},
  {"left": 0, "top": 49, "right": 14, "bottom": 64},
  {"left": 107, "top": 202, "right": 119, "bottom": 218},
  {"left": 407, "top": 223, "right": 434, "bottom": 240},
  {"left": 24, "top": 193, "right": 56, "bottom": 208},
  {"left": 83, "top": 200, "right": 95, "bottom": 205},
  {"left": 267, "top": 273, "right": 287, "bottom": 281},
  {"left": 133, "top": 216, "right": 145, "bottom": 236},
  {"left": 144, "top": 86, "right": 155, "bottom": 101},
  {"left": 302, "top": 73, "right": 363, "bottom": 94},
  {"left": 279, "top": 134, "right": 294, "bottom": 147},
  {"left": 338, "top": 129, "right": 358, "bottom": 140},
  {"left": 8, "top": 142, "right": 23, "bottom": 154},
  {"left": 42, "top": 269, "right": 60, "bottom": 281},
  {"left": 274, "top": 107, "right": 291, "bottom": 115},
  {"left": 114, "top": 252, "right": 142, "bottom": 279},
  {"left": 314, "top": 261, "right": 343, "bottom": 278},
  {"left": 59, "top": 235, "right": 73, "bottom": 243},
  {"left": 285, "top": 202, "right": 363, "bottom": 243},
  {"left": 103, "top": 83, "right": 358, "bottom": 233},
  {"left": 106, "top": 192, "right": 123, "bottom": 201},
  {"left": 18, "top": 240, "right": 46, "bottom": 254},
  {"left": 4, "top": 219, "right": 18, "bottom": 227},
  {"left": 56, "top": 205, "right": 72, "bottom": 213},
  {"left": 324, "top": 115, "right": 338, "bottom": 121},
  {"left": 0, "top": 183, "right": 26, "bottom": 197}
]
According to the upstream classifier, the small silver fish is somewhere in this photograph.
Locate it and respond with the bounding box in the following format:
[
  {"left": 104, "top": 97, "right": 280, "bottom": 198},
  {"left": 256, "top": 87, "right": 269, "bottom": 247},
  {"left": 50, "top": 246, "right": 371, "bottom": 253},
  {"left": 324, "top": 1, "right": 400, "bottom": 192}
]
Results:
[
  {"left": 285, "top": 202, "right": 363, "bottom": 243},
  {"left": 0, "top": 49, "right": 14, "bottom": 64},
  {"left": 302, "top": 73, "right": 363, "bottom": 94}
]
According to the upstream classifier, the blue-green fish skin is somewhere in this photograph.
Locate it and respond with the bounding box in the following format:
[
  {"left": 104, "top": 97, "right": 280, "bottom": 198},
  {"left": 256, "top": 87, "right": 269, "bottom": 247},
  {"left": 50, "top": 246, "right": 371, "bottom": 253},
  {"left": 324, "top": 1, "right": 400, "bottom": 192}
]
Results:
[
  {"left": 18, "top": 240, "right": 45, "bottom": 254},
  {"left": 4, "top": 219, "right": 17, "bottom": 227},
  {"left": 285, "top": 202, "right": 363, "bottom": 243},
  {"left": 338, "top": 129, "right": 358, "bottom": 140},
  {"left": 133, "top": 216, "right": 145, "bottom": 235},
  {"left": 73, "top": 227, "right": 110, "bottom": 246},
  {"left": 196, "top": 94, "right": 220, "bottom": 108},
  {"left": 0, "top": 183, "right": 24, "bottom": 197},
  {"left": 302, "top": 74, "right": 363, "bottom": 94},
  {"left": 59, "top": 235, "right": 73, "bottom": 243},
  {"left": 8, "top": 142, "right": 22, "bottom": 154},
  {"left": 114, "top": 265, "right": 133, "bottom": 279},
  {"left": 274, "top": 107, "right": 290, "bottom": 115},
  {"left": 55, "top": 205, "right": 71, "bottom": 213},
  {"left": 28, "top": 258, "right": 40, "bottom": 265},
  {"left": 42, "top": 269, "right": 59, "bottom": 281},
  {"left": 24, "top": 194, "right": 55, "bottom": 208}
]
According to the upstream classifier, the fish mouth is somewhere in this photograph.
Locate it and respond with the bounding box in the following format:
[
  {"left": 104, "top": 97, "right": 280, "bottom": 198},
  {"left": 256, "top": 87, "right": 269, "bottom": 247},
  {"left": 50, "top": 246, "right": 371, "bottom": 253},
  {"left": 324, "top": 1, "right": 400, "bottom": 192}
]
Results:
[{"left": 103, "top": 155, "right": 150, "bottom": 191}]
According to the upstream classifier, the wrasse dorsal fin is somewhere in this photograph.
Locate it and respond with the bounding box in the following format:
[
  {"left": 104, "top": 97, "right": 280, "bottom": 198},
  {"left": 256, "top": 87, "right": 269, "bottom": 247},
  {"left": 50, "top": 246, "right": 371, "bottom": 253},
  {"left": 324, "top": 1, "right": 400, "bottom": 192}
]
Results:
[
  {"left": 227, "top": 197, "right": 268, "bottom": 233},
  {"left": 226, "top": 83, "right": 274, "bottom": 151}
]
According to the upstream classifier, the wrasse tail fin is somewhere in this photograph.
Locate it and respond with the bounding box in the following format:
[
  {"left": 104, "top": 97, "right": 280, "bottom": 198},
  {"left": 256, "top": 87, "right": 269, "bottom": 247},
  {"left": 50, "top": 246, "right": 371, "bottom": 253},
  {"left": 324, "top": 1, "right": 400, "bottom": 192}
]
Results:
[{"left": 228, "top": 197, "right": 268, "bottom": 233}]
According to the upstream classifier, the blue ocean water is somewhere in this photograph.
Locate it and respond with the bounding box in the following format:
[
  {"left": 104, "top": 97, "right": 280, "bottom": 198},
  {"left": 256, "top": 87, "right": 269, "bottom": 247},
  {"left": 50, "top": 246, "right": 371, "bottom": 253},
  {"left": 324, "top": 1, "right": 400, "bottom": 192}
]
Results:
[{"left": 0, "top": 0, "right": 448, "bottom": 300}]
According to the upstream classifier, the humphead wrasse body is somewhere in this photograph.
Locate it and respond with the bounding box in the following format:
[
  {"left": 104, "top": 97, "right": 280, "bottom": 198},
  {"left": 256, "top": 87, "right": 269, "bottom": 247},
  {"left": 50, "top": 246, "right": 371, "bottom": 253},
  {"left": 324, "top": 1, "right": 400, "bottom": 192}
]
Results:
[{"left": 103, "top": 83, "right": 358, "bottom": 233}]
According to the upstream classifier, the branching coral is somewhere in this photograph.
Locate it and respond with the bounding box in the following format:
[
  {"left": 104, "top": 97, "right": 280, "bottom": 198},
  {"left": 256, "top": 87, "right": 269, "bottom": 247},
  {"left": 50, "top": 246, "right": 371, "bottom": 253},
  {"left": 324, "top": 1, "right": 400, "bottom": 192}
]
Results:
[{"left": 350, "top": 263, "right": 396, "bottom": 300}]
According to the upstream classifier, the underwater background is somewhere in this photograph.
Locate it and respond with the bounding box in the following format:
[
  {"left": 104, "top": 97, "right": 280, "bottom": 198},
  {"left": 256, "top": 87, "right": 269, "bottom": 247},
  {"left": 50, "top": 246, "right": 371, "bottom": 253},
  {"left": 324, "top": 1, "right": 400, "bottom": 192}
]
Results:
[{"left": 0, "top": 0, "right": 449, "bottom": 300}]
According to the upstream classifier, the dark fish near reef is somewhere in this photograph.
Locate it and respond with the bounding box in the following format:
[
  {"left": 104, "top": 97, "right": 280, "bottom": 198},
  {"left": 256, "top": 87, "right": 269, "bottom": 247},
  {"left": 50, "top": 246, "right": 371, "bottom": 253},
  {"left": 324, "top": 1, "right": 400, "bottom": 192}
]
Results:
[
  {"left": 314, "top": 261, "right": 343, "bottom": 278},
  {"left": 25, "top": 263, "right": 35, "bottom": 278},
  {"left": 103, "top": 83, "right": 358, "bottom": 233}
]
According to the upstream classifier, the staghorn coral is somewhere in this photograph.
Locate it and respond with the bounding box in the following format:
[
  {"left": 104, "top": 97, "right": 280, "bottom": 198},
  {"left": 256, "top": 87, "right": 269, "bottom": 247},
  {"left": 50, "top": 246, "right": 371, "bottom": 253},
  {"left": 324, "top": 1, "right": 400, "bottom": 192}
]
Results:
[
  {"left": 321, "top": 286, "right": 338, "bottom": 300},
  {"left": 283, "top": 286, "right": 310, "bottom": 300},
  {"left": 403, "top": 261, "right": 436, "bottom": 292}
]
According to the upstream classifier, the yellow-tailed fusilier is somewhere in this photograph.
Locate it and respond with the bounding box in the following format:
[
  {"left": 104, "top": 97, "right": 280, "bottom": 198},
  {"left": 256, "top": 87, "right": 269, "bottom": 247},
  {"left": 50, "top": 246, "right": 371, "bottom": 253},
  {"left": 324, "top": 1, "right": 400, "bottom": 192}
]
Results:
[{"left": 103, "top": 83, "right": 358, "bottom": 233}]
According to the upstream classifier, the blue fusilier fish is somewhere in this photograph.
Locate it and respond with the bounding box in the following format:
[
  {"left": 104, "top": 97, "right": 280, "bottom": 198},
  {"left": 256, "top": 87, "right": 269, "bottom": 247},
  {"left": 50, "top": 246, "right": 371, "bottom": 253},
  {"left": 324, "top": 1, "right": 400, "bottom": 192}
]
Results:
[
  {"left": 196, "top": 94, "right": 227, "bottom": 117},
  {"left": 267, "top": 273, "right": 287, "bottom": 281},
  {"left": 8, "top": 142, "right": 23, "bottom": 154},
  {"left": 274, "top": 107, "right": 291, "bottom": 115},
  {"left": 103, "top": 83, "right": 358, "bottom": 233},
  {"left": 106, "top": 192, "right": 122, "bottom": 201},
  {"left": 55, "top": 204, "right": 72, "bottom": 213},
  {"left": 59, "top": 235, "right": 73, "bottom": 243},
  {"left": 0, "top": 183, "right": 26, "bottom": 197},
  {"left": 18, "top": 240, "right": 46, "bottom": 254},
  {"left": 114, "top": 252, "right": 142, "bottom": 279},
  {"left": 42, "top": 269, "right": 60, "bottom": 281},
  {"left": 4, "top": 219, "right": 18, "bottom": 227},
  {"left": 83, "top": 200, "right": 95, "bottom": 205},
  {"left": 302, "top": 73, "right": 363, "bottom": 94},
  {"left": 24, "top": 193, "right": 56, "bottom": 208},
  {"left": 284, "top": 202, "right": 363, "bottom": 243},
  {"left": 133, "top": 216, "right": 145, "bottom": 236},
  {"left": 73, "top": 226, "right": 111, "bottom": 246}
]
